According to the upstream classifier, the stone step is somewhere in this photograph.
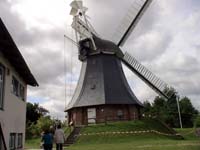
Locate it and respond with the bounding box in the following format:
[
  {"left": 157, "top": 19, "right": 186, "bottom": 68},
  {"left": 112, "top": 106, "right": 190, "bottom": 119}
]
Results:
[{"left": 64, "top": 127, "right": 82, "bottom": 146}]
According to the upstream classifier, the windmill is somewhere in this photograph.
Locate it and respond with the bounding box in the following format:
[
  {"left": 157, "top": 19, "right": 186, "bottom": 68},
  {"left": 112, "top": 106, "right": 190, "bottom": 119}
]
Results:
[{"left": 65, "top": 0, "right": 174, "bottom": 126}]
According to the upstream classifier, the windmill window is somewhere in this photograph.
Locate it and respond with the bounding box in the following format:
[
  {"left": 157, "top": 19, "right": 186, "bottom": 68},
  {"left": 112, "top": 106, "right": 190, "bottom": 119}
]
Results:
[
  {"left": 83, "top": 41, "right": 90, "bottom": 48},
  {"left": 117, "top": 110, "right": 123, "bottom": 119},
  {"left": 0, "top": 64, "right": 5, "bottom": 110}
]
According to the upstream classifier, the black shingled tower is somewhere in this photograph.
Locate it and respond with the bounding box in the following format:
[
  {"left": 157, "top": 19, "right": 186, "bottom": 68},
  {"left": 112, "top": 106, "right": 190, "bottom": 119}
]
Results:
[{"left": 66, "top": 36, "right": 143, "bottom": 125}]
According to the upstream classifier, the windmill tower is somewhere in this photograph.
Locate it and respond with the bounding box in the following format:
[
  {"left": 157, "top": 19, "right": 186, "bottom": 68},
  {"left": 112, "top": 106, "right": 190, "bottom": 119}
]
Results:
[{"left": 65, "top": 0, "right": 173, "bottom": 126}]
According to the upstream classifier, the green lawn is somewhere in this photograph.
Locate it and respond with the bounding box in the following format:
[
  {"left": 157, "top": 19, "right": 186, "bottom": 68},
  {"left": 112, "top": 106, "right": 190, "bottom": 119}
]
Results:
[
  {"left": 81, "top": 119, "right": 174, "bottom": 134},
  {"left": 69, "top": 129, "right": 200, "bottom": 150},
  {"left": 25, "top": 120, "right": 200, "bottom": 150},
  {"left": 25, "top": 138, "right": 41, "bottom": 149}
]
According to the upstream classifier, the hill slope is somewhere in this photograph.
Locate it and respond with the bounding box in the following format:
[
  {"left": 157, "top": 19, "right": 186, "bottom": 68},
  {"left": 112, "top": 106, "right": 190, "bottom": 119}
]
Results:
[
  {"left": 67, "top": 119, "right": 200, "bottom": 150},
  {"left": 81, "top": 119, "right": 175, "bottom": 135},
  {"left": 71, "top": 119, "right": 181, "bottom": 146}
]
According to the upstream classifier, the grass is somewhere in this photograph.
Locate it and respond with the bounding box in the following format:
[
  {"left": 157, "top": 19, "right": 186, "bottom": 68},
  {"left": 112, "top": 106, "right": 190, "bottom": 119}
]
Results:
[
  {"left": 81, "top": 119, "right": 173, "bottom": 134},
  {"left": 25, "top": 119, "right": 200, "bottom": 150},
  {"left": 69, "top": 128, "right": 200, "bottom": 150},
  {"left": 25, "top": 138, "right": 41, "bottom": 149}
]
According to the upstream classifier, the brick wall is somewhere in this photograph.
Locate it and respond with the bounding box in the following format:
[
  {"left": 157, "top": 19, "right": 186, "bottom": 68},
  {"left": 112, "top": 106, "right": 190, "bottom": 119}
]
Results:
[{"left": 68, "top": 104, "right": 141, "bottom": 126}]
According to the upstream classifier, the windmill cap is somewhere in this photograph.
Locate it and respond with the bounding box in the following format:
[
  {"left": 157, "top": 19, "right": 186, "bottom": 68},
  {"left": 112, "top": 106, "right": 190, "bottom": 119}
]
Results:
[{"left": 78, "top": 35, "right": 124, "bottom": 61}]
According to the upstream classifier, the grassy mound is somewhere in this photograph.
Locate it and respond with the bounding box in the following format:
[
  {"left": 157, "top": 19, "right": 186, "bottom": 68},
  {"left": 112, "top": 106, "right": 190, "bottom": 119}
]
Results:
[
  {"left": 81, "top": 118, "right": 175, "bottom": 135},
  {"left": 75, "top": 119, "right": 180, "bottom": 145},
  {"left": 67, "top": 120, "right": 200, "bottom": 150}
]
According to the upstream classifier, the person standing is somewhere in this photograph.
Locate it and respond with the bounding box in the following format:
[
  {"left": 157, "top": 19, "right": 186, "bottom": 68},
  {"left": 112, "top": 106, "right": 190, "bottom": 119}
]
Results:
[
  {"left": 41, "top": 129, "right": 53, "bottom": 150},
  {"left": 54, "top": 124, "right": 65, "bottom": 150}
]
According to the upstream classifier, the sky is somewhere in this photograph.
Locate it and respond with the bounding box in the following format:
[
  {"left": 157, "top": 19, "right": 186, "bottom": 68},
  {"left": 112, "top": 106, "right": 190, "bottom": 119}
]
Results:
[{"left": 0, "top": 0, "right": 200, "bottom": 120}]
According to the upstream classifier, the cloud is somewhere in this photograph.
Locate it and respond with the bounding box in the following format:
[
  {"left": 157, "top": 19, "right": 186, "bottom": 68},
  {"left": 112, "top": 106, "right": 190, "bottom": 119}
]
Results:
[
  {"left": 0, "top": 0, "right": 75, "bottom": 119},
  {"left": 121, "top": 0, "right": 200, "bottom": 110},
  {"left": 1, "top": 0, "right": 200, "bottom": 120}
]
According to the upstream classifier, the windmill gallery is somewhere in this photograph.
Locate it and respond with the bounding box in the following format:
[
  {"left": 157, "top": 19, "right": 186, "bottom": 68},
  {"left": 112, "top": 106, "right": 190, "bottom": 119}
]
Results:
[{"left": 65, "top": 0, "right": 175, "bottom": 126}]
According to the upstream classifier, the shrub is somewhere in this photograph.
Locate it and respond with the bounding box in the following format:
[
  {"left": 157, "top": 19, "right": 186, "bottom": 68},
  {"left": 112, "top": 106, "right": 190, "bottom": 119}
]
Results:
[{"left": 194, "top": 115, "right": 200, "bottom": 128}]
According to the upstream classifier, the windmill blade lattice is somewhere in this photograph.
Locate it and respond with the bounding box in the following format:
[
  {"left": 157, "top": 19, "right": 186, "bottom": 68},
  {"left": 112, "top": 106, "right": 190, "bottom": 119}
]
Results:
[
  {"left": 122, "top": 51, "right": 173, "bottom": 99},
  {"left": 112, "top": 0, "right": 153, "bottom": 46}
]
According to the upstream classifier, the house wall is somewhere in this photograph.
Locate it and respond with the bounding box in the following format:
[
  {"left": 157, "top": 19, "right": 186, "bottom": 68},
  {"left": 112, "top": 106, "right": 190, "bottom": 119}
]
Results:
[
  {"left": 0, "top": 51, "right": 27, "bottom": 149},
  {"left": 68, "top": 104, "right": 140, "bottom": 126}
]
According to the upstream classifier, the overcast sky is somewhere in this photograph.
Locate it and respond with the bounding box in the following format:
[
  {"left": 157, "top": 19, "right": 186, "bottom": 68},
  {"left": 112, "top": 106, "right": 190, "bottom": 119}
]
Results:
[{"left": 1, "top": 0, "right": 200, "bottom": 120}]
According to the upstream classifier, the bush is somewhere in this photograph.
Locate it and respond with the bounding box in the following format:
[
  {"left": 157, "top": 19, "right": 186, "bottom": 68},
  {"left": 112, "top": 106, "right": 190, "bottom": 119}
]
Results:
[
  {"left": 194, "top": 115, "right": 200, "bottom": 128},
  {"left": 36, "top": 116, "right": 54, "bottom": 132},
  {"left": 26, "top": 122, "right": 40, "bottom": 139},
  {"left": 26, "top": 116, "right": 54, "bottom": 139}
]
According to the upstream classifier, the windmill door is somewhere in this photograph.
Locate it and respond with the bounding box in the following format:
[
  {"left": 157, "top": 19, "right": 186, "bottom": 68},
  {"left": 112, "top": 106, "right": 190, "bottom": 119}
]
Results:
[{"left": 87, "top": 108, "right": 96, "bottom": 124}]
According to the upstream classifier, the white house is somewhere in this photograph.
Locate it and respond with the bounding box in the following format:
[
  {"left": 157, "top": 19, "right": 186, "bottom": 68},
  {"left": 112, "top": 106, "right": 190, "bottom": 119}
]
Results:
[{"left": 0, "top": 18, "right": 38, "bottom": 150}]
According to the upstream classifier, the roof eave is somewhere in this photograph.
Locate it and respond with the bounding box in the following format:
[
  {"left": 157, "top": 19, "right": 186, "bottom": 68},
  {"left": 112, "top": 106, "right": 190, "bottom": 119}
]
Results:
[{"left": 0, "top": 18, "right": 39, "bottom": 87}]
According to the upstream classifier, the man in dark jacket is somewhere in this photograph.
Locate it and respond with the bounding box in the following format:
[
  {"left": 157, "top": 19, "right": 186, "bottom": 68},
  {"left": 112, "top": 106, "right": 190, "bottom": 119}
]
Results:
[{"left": 42, "top": 129, "right": 53, "bottom": 150}]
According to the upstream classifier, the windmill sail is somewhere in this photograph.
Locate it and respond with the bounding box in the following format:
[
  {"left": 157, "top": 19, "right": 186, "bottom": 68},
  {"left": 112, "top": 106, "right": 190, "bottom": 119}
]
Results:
[
  {"left": 112, "top": 0, "right": 153, "bottom": 47},
  {"left": 121, "top": 51, "right": 173, "bottom": 99}
]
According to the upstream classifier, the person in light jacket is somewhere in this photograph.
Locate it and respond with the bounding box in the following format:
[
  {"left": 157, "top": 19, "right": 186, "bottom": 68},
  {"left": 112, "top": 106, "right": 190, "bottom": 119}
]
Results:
[{"left": 54, "top": 124, "right": 65, "bottom": 150}]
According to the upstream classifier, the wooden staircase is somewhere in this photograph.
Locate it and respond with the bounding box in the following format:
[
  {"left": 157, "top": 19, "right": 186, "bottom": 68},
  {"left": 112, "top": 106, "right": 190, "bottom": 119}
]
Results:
[
  {"left": 64, "top": 127, "right": 82, "bottom": 146},
  {"left": 154, "top": 118, "right": 184, "bottom": 139}
]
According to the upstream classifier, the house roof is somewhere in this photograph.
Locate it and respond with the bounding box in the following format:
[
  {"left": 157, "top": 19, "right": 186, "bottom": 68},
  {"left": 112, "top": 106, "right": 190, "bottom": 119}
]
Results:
[{"left": 0, "top": 18, "right": 38, "bottom": 86}]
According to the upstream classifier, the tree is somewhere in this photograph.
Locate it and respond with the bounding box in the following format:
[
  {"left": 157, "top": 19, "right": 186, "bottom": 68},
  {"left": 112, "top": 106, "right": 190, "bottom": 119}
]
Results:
[
  {"left": 26, "top": 122, "right": 40, "bottom": 139},
  {"left": 38, "top": 106, "right": 49, "bottom": 116},
  {"left": 36, "top": 116, "right": 54, "bottom": 132},
  {"left": 142, "top": 88, "right": 199, "bottom": 128},
  {"left": 179, "top": 97, "right": 198, "bottom": 127},
  {"left": 26, "top": 116, "right": 55, "bottom": 139},
  {"left": 26, "top": 102, "right": 49, "bottom": 124},
  {"left": 152, "top": 96, "right": 166, "bottom": 115},
  {"left": 142, "top": 101, "right": 152, "bottom": 116},
  {"left": 194, "top": 115, "right": 200, "bottom": 128},
  {"left": 151, "top": 96, "right": 170, "bottom": 124},
  {"left": 26, "top": 102, "right": 51, "bottom": 139},
  {"left": 165, "top": 89, "right": 180, "bottom": 127},
  {"left": 26, "top": 103, "right": 41, "bottom": 124}
]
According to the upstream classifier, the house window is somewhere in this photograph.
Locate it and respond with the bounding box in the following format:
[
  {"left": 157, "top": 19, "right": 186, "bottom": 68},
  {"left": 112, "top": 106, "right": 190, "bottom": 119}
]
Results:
[
  {"left": 12, "top": 76, "right": 25, "bottom": 100},
  {"left": 19, "top": 84, "right": 25, "bottom": 100},
  {"left": 9, "top": 133, "right": 16, "bottom": 150},
  {"left": 17, "top": 133, "right": 23, "bottom": 148},
  {"left": 0, "top": 65, "right": 5, "bottom": 110},
  {"left": 12, "top": 76, "right": 19, "bottom": 96}
]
